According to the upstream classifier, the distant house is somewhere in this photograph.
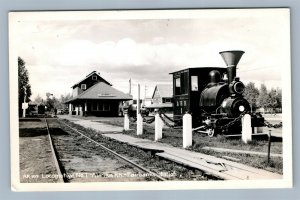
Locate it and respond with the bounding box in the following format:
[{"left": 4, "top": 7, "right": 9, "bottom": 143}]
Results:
[
  {"left": 27, "top": 102, "right": 45, "bottom": 116},
  {"left": 152, "top": 84, "right": 173, "bottom": 104},
  {"left": 65, "top": 71, "right": 132, "bottom": 117},
  {"left": 147, "top": 84, "right": 173, "bottom": 111},
  {"left": 142, "top": 97, "right": 153, "bottom": 107}
]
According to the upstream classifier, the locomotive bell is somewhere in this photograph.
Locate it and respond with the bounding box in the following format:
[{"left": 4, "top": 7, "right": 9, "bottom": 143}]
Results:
[{"left": 219, "top": 50, "right": 245, "bottom": 83}]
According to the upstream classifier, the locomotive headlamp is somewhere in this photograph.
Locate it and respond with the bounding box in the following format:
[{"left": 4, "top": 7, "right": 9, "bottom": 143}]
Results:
[{"left": 239, "top": 105, "right": 245, "bottom": 112}]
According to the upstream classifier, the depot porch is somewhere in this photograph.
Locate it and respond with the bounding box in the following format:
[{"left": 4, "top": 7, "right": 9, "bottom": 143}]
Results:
[{"left": 67, "top": 99, "right": 125, "bottom": 117}]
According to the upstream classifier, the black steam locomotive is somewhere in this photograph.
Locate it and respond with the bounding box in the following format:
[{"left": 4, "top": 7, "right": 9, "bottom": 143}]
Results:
[{"left": 171, "top": 50, "right": 264, "bottom": 136}]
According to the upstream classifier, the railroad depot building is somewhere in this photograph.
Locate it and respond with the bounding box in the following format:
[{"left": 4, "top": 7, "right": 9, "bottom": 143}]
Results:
[{"left": 65, "top": 71, "right": 132, "bottom": 117}]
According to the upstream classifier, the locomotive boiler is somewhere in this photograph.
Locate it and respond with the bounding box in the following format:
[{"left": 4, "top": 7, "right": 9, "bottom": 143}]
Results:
[{"left": 171, "top": 50, "right": 264, "bottom": 136}]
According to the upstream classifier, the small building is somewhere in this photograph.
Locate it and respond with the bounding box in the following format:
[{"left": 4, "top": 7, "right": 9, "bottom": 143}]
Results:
[
  {"left": 142, "top": 97, "right": 153, "bottom": 107},
  {"left": 147, "top": 84, "right": 173, "bottom": 112},
  {"left": 65, "top": 71, "right": 132, "bottom": 117},
  {"left": 27, "top": 102, "right": 45, "bottom": 116}
]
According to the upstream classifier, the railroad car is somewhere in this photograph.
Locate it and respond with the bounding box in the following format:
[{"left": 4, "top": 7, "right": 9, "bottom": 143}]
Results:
[{"left": 170, "top": 51, "right": 264, "bottom": 136}]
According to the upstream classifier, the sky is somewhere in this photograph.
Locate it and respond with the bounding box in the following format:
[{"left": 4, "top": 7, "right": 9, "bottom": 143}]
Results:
[{"left": 10, "top": 9, "right": 290, "bottom": 100}]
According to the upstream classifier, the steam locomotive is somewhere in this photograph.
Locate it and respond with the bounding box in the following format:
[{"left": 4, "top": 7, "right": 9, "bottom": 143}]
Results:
[{"left": 170, "top": 50, "right": 264, "bottom": 136}]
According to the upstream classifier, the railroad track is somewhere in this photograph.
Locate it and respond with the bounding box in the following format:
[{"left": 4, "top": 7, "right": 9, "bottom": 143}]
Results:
[
  {"left": 44, "top": 118, "right": 65, "bottom": 182},
  {"left": 47, "top": 118, "right": 167, "bottom": 182}
]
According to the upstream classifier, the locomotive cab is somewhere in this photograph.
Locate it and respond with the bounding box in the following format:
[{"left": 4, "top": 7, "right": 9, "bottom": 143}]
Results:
[{"left": 170, "top": 67, "right": 227, "bottom": 127}]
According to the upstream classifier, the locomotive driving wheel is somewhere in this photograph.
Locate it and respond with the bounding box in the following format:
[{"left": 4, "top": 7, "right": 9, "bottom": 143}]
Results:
[{"left": 207, "top": 128, "right": 215, "bottom": 137}]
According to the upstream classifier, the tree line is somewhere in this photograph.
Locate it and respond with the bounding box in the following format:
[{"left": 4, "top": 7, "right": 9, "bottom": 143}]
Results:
[
  {"left": 243, "top": 82, "right": 282, "bottom": 114},
  {"left": 33, "top": 92, "right": 72, "bottom": 112}
]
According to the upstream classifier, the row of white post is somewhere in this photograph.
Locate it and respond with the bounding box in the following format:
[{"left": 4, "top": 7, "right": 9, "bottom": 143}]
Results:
[
  {"left": 124, "top": 111, "right": 253, "bottom": 147},
  {"left": 123, "top": 85, "right": 253, "bottom": 147},
  {"left": 123, "top": 111, "right": 193, "bottom": 148}
]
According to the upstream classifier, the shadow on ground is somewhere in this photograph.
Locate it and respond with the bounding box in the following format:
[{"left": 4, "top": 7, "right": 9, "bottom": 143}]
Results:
[
  {"left": 19, "top": 128, "right": 48, "bottom": 137},
  {"left": 19, "top": 128, "right": 69, "bottom": 137},
  {"left": 49, "top": 128, "right": 69, "bottom": 136},
  {"left": 19, "top": 118, "right": 42, "bottom": 122}
]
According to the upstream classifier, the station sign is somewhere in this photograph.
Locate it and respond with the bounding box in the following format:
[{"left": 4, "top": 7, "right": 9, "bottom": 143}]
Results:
[{"left": 22, "top": 103, "right": 29, "bottom": 109}]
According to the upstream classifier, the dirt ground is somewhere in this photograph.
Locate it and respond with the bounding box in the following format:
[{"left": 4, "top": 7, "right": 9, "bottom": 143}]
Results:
[{"left": 19, "top": 118, "right": 61, "bottom": 183}]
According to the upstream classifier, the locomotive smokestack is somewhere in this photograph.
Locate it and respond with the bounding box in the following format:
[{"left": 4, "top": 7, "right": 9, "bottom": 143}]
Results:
[{"left": 219, "top": 50, "right": 245, "bottom": 83}]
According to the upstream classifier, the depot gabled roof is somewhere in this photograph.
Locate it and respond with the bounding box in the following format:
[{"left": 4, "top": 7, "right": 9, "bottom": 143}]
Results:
[
  {"left": 71, "top": 71, "right": 112, "bottom": 89},
  {"left": 65, "top": 82, "right": 132, "bottom": 103}
]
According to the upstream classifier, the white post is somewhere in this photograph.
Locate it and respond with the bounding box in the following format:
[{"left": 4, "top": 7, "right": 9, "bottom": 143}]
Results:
[
  {"left": 22, "top": 87, "right": 27, "bottom": 118},
  {"left": 137, "top": 114, "right": 143, "bottom": 135},
  {"left": 137, "top": 84, "right": 140, "bottom": 114},
  {"left": 155, "top": 112, "right": 163, "bottom": 141},
  {"left": 124, "top": 114, "right": 130, "bottom": 131},
  {"left": 183, "top": 113, "right": 192, "bottom": 148},
  {"left": 22, "top": 104, "right": 26, "bottom": 118},
  {"left": 69, "top": 103, "right": 72, "bottom": 115},
  {"left": 84, "top": 102, "right": 87, "bottom": 116},
  {"left": 75, "top": 106, "right": 79, "bottom": 115},
  {"left": 242, "top": 114, "right": 252, "bottom": 143},
  {"left": 136, "top": 84, "right": 143, "bottom": 135},
  {"left": 79, "top": 106, "right": 83, "bottom": 116}
]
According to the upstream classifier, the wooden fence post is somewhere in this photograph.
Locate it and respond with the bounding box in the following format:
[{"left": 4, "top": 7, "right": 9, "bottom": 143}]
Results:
[
  {"left": 136, "top": 84, "right": 143, "bottom": 135},
  {"left": 183, "top": 113, "right": 192, "bottom": 148},
  {"left": 124, "top": 114, "right": 130, "bottom": 131},
  {"left": 155, "top": 111, "right": 163, "bottom": 141},
  {"left": 242, "top": 114, "right": 252, "bottom": 143},
  {"left": 137, "top": 114, "right": 143, "bottom": 135}
]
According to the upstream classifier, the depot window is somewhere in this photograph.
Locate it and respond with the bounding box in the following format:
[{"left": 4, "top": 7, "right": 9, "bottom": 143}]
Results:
[
  {"left": 92, "top": 102, "right": 97, "bottom": 110},
  {"left": 91, "top": 102, "right": 110, "bottom": 111},
  {"left": 163, "top": 98, "right": 172, "bottom": 103},
  {"left": 103, "top": 104, "right": 110, "bottom": 111},
  {"left": 81, "top": 84, "right": 86, "bottom": 90}
]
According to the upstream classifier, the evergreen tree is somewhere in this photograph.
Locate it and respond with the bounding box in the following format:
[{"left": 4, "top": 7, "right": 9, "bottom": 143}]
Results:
[{"left": 18, "top": 57, "right": 32, "bottom": 116}]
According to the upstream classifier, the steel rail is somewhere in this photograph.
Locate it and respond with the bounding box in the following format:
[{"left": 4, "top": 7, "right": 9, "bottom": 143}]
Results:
[
  {"left": 44, "top": 118, "right": 65, "bottom": 183},
  {"left": 59, "top": 119, "right": 167, "bottom": 181}
]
